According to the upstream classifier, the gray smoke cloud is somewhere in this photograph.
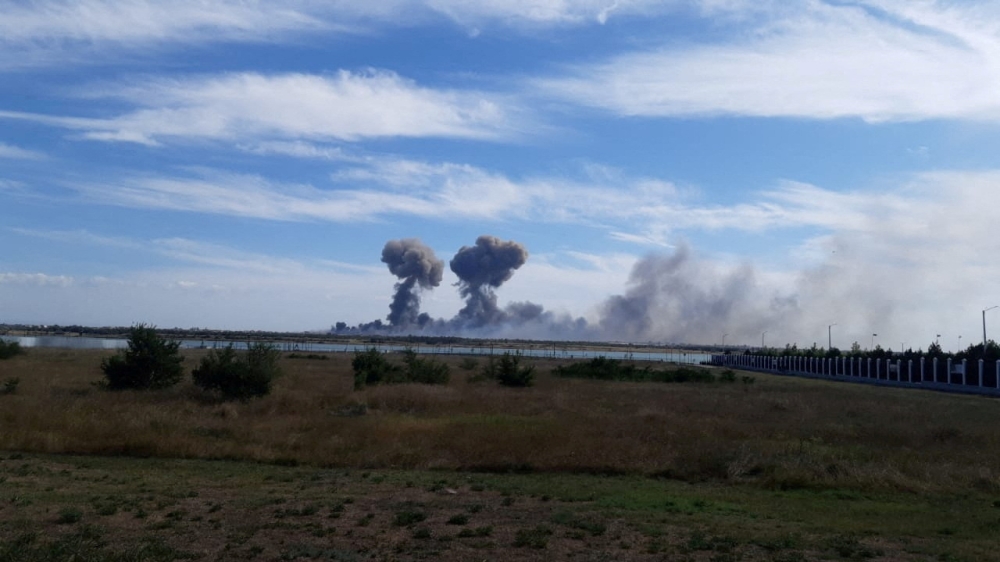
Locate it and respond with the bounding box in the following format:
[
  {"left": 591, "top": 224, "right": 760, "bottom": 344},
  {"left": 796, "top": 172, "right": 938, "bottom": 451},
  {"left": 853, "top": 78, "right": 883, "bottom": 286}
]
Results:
[
  {"left": 449, "top": 235, "right": 529, "bottom": 328},
  {"left": 598, "top": 243, "right": 798, "bottom": 344},
  {"left": 381, "top": 238, "right": 444, "bottom": 327}
]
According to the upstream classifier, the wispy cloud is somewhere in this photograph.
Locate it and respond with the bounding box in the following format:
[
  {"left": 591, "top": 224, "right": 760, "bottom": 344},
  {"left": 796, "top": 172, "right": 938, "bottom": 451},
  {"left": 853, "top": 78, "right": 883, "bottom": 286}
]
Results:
[
  {"left": 0, "top": 71, "right": 519, "bottom": 145},
  {"left": 0, "top": 0, "right": 335, "bottom": 69},
  {"left": 9, "top": 227, "right": 383, "bottom": 276},
  {"left": 47, "top": 155, "right": 956, "bottom": 249},
  {"left": 0, "top": 0, "right": 682, "bottom": 71},
  {"left": 539, "top": 0, "right": 1000, "bottom": 122},
  {"left": 0, "top": 142, "right": 44, "bottom": 159}
]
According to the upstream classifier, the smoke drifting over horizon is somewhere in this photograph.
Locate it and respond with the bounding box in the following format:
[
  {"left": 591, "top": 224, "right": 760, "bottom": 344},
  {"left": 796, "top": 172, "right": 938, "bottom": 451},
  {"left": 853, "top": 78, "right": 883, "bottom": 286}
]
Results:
[
  {"left": 351, "top": 234, "right": 791, "bottom": 343},
  {"left": 349, "top": 234, "right": 909, "bottom": 350},
  {"left": 449, "top": 235, "right": 528, "bottom": 328},
  {"left": 381, "top": 238, "right": 444, "bottom": 327}
]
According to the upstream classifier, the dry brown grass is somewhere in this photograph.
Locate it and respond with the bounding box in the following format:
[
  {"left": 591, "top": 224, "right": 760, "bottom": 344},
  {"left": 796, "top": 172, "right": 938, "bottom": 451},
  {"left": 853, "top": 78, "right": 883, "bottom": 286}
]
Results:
[{"left": 2, "top": 348, "right": 999, "bottom": 494}]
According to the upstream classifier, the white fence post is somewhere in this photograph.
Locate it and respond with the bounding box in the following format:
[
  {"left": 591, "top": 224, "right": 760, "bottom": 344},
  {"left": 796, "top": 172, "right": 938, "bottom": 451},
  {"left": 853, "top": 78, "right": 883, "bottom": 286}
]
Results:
[
  {"left": 979, "top": 359, "right": 984, "bottom": 387},
  {"left": 933, "top": 358, "right": 938, "bottom": 383},
  {"left": 867, "top": 358, "right": 872, "bottom": 378},
  {"left": 919, "top": 358, "right": 924, "bottom": 383},
  {"left": 876, "top": 359, "right": 881, "bottom": 380},
  {"left": 907, "top": 359, "right": 912, "bottom": 383},
  {"left": 946, "top": 358, "right": 952, "bottom": 384},
  {"left": 962, "top": 359, "right": 968, "bottom": 385}
]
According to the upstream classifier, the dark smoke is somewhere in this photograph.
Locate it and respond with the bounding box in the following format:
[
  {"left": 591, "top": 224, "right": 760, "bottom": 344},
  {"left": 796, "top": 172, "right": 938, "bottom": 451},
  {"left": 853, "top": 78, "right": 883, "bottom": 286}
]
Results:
[
  {"left": 381, "top": 238, "right": 444, "bottom": 327},
  {"left": 449, "top": 235, "right": 529, "bottom": 328}
]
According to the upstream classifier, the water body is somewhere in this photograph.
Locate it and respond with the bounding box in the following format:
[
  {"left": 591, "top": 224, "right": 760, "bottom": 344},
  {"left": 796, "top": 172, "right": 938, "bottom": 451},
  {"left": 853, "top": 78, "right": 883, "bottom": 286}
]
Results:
[{"left": 1, "top": 335, "right": 711, "bottom": 365}]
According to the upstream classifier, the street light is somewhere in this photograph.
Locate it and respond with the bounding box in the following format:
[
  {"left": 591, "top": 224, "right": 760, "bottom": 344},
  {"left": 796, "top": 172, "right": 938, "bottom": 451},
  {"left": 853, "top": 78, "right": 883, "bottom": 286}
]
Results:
[
  {"left": 958, "top": 335, "right": 962, "bottom": 352},
  {"left": 722, "top": 333, "right": 728, "bottom": 349},
  {"left": 983, "top": 306, "right": 998, "bottom": 351},
  {"left": 871, "top": 333, "right": 878, "bottom": 350},
  {"left": 828, "top": 323, "right": 837, "bottom": 350},
  {"left": 761, "top": 330, "right": 767, "bottom": 349}
]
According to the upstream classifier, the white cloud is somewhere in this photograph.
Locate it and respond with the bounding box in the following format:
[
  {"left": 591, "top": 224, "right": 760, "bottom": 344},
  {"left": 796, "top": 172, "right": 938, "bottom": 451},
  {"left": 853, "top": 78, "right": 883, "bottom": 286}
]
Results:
[
  {"left": 0, "top": 71, "right": 518, "bottom": 145},
  {"left": 9, "top": 227, "right": 384, "bottom": 277},
  {"left": 44, "top": 158, "right": 917, "bottom": 238},
  {"left": 0, "top": 0, "right": 335, "bottom": 69},
  {"left": 0, "top": 143, "right": 44, "bottom": 159},
  {"left": 539, "top": 0, "right": 1000, "bottom": 122},
  {"left": 0, "top": 272, "right": 74, "bottom": 287},
  {"left": 0, "top": 0, "right": 686, "bottom": 70}
]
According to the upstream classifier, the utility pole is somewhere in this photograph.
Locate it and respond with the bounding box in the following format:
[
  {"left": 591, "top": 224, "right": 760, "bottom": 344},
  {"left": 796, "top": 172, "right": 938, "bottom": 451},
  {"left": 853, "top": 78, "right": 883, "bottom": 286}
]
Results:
[
  {"left": 828, "top": 323, "right": 837, "bottom": 350},
  {"left": 761, "top": 330, "right": 767, "bottom": 350},
  {"left": 983, "top": 306, "right": 998, "bottom": 352}
]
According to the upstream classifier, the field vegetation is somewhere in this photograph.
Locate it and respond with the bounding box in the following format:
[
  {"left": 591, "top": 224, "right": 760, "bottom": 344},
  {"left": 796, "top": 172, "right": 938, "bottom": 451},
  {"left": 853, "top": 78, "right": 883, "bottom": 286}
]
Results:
[{"left": 1, "top": 348, "right": 999, "bottom": 559}]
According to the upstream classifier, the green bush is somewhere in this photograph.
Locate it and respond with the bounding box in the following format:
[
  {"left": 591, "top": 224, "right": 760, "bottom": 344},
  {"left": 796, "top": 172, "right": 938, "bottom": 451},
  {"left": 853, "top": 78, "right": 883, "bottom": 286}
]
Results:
[
  {"left": 553, "top": 357, "right": 716, "bottom": 384},
  {"left": 0, "top": 339, "right": 25, "bottom": 360},
  {"left": 193, "top": 342, "right": 281, "bottom": 400},
  {"left": 352, "top": 348, "right": 449, "bottom": 389},
  {"left": 1, "top": 377, "right": 19, "bottom": 395},
  {"left": 352, "top": 348, "right": 400, "bottom": 390},
  {"left": 484, "top": 351, "right": 535, "bottom": 387},
  {"left": 401, "top": 349, "right": 450, "bottom": 385},
  {"left": 100, "top": 325, "right": 183, "bottom": 390},
  {"left": 458, "top": 357, "right": 479, "bottom": 371}
]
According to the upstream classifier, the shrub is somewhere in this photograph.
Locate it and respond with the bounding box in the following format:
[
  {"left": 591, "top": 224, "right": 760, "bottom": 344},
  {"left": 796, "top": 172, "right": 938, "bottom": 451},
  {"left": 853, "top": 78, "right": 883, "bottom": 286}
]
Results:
[
  {"left": 553, "top": 357, "right": 716, "bottom": 384},
  {"left": 1, "top": 377, "right": 19, "bottom": 395},
  {"left": 0, "top": 339, "right": 25, "bottom": 360},
  {"left": 352, "top": 348, "right": 400, "bottom": 390},
  {"left": 484, "top": 351, "right": 535, "bottom": 387},
  {"left": 401, "top": 349, "right": 450, "bottom": 385},
  {"left": 351, "top": 348, "right": 449, "bottom": 389},
  {"left": 458, "top": 357, "right": 479, "bottom": 371},
  {"left": 193, "top": 343, "right": 281, "bottom": 400},
  {"left": 100, "top": 324, "right": 184, "bottom": 390}
]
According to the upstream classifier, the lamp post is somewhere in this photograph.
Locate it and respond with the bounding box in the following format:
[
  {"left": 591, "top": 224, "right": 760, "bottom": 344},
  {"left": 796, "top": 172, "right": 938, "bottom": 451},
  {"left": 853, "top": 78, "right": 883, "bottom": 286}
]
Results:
[
  {"left": 761, "top": 330, "right": 767, "bottom": 350},
  {"left": 958, "top": 335, "right": 962, "bottom": 352},
  {"left": 983, "top": 306, "right": 998, "bottom": 352},
  {"left": 828, "top": 323, "right": 837, "bottom": 350},
  {"left": 871, "top": 333, "right": 877, "bottom": 350},
  {"left": 722, "top": 333, "right": 728, "bottom": 350}
]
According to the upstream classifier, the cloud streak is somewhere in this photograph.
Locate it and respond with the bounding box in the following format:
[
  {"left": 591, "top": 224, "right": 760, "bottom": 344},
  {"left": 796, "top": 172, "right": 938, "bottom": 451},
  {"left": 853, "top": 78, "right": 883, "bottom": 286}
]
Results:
[
  {"left": 539, "top": 0, "right": 1000, "bottom": 122},
  {"left": 0, "top": 143, "right": 44, "bottom": 159},
  {"left": 0, "top": 71, "right": 519, "bottom": 145}
]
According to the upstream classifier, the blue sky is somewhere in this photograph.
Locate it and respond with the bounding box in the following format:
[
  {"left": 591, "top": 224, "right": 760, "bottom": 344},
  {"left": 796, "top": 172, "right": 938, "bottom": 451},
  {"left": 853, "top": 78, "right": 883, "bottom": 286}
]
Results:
[{"left": 3, "top": 0, "right": 1000, "bottom": 350}]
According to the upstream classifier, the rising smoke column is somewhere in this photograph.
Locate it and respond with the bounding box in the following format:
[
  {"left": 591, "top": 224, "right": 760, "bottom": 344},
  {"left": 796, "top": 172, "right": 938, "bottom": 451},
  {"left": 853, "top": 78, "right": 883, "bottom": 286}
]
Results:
[
  {"left": 449, "top": 235, "right": 528, "bottom": 328},
  {"left": 381, "top": 238, "right": 444, "bottom": 327}
]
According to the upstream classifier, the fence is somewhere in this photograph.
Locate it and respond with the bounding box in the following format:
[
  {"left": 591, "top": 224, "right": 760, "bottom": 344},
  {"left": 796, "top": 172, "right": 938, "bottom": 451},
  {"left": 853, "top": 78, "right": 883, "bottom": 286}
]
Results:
[{"left": 710, "top": 354, "right": 1000, "bottom": 397}]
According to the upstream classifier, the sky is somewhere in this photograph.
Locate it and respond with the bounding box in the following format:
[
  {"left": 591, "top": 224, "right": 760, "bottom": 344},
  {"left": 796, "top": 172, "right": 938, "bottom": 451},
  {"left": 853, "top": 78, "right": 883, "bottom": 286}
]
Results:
[{"left": 3, "top": 0, "right": 1000, "bottom": 351}]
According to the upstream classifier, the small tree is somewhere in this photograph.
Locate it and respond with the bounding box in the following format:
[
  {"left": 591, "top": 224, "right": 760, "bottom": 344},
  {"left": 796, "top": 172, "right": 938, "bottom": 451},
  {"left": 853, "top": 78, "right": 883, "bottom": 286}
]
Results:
[
  {"left": 352, "top": 347, "right": 398, "bottom": 390},
  {"left": 484, "top": 351, "right": 535, "bottom": 387},
  {"left": 0, "top": 339, "right": 25, "bottom": 360},
  {"left": 401, "top": 348, "right": 450, "bottom": 385},
  {"left": 193, "top": 342, "right": 280, "bottom": 400},
  {"left": 101, "top": 324, "right": 184, "bottom": 390}
]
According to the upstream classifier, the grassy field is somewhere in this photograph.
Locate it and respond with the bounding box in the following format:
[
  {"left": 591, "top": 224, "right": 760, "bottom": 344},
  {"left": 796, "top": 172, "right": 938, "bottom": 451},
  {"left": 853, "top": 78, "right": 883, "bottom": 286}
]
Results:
[{"left": 1, "top": 348, "right": 1000, "bottom": 560}]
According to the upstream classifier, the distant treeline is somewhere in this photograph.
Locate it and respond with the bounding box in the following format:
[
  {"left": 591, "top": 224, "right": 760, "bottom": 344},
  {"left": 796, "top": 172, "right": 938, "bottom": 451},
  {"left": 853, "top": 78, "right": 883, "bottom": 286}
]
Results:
[{"left": 744, "top": 341, "right": 1000, "bottom": 363}]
